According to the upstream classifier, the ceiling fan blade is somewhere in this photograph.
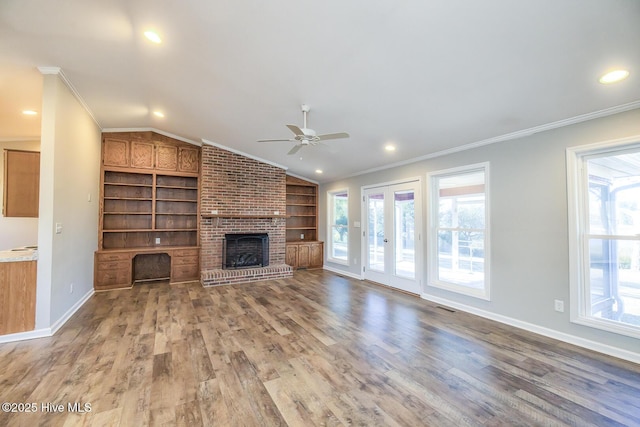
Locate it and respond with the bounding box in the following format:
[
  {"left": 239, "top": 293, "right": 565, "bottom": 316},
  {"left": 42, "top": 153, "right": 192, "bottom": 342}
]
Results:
[
  {"left": 317, "top": 132, "right": 350, "bottom": 141},
  {"left": 286, "top": 125, "right": 305, "bottom": 136},
  {"left": 257, "top": 138, "right": 294, "bottom": 143},
  {"left": 288, "top": 144, "right": 303, "bottom": 155}
]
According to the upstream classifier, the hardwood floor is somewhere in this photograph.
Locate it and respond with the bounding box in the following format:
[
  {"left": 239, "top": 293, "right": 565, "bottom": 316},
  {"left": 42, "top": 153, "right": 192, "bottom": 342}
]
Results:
[{"left": 1, "top": 269, "right": 639, "bottom": 426}]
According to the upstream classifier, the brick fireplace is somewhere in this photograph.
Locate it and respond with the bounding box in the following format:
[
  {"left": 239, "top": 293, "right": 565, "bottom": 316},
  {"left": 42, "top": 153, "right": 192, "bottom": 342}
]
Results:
[{"left": 199, "top": 144, "right": 293, "bottom": 286}]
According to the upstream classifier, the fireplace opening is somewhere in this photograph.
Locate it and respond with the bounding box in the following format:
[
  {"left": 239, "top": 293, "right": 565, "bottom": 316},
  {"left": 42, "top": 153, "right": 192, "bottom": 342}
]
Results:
[{"left": 223, "top": 233, "right": 269, "bottom": 269}]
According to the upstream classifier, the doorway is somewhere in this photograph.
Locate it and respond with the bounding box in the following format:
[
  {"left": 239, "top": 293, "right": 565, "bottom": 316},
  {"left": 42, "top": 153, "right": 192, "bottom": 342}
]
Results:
[{"left": 362, "top": 179, "right": 422, "bottom": 294}]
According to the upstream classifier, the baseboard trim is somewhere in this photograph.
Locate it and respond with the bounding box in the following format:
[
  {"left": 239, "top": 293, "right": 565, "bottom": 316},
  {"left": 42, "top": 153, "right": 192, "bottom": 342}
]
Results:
[
  {"left": 323, "top": 265, "right": 362, "bottom": 280},
  {"left": 0, "top": 327, "right": 53, "bottom": 344},
  {"left": 421, "top": 294, "right": 640, "bottom": 364},
  {"left": 50, "top": 288, "right": 95, "bottom": 335},
  {"left": 0, "top": 288, "right": 94, "bottom": 344}
]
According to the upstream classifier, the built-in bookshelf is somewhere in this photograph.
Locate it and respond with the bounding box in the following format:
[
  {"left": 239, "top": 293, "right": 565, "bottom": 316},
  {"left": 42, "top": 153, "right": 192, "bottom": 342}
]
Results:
[
  {"left": 286, "top": 175, "right": 318, "bottom": 242},
  {"left": 286, "top": 175, "right": 323, "bottom": 269},
  {"left": 95, "top": 131, "right": 201, "bottom": 290},
  {"left": 101, "top": 172, "right": 198, "bottom": 249}
]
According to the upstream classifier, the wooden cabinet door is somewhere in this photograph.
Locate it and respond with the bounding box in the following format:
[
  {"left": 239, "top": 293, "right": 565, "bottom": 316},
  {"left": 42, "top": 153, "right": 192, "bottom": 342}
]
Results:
[
  {"left": 298, "top": 244, "right": 310, "bottom": 269},
  {"left": 310, "top": 242, "right": 323, "bottom": 268},
  {"left": 285, "top": 244, "right": 298, "bottom": 268},
  {"left": 3, "top": 150, "right": 40, "bottom": 217},
  {"left": 0, "top": 260, "right": 36, "bottom": 334},
  {"left": 103, "top": 138, "right": 129, "bottom": 167},
  {"left": 130, "top": 141, "right": 154, "bottom": 169},
  {"left": 156, "top": 144, "right": 178, "bottom": 171},
  {"left": 178, "top": 146, "right": 200, "bottom": 173}
]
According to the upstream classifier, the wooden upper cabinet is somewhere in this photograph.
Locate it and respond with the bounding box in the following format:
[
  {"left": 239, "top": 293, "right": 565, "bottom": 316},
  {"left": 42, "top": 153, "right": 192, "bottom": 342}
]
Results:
[
  {"left": 178, "top": 146, "right": 199, "bottom": 173},
  {"left": 156, "top": 144, "right": 178, "bottom": 171},
  {"left": 103, "top": 138, "right": 130, "bottom": 167},
  {"left": 130, "top": 141, "right": 154, "bottom": 169},
  {"left": 101, "top": 133, "right": 200, "bottom": 173},
  {"left": 3, "top": 150, "right": 40, "bottom": 217}
]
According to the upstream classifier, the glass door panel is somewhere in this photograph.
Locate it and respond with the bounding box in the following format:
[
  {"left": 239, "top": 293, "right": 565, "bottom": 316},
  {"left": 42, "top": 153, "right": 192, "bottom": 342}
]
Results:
[
  {"left": 364, "top": 181, "right": 421, "bottom": 294},
  {"left": 394, "top": 190, "right": 415, "bottom": 279}
]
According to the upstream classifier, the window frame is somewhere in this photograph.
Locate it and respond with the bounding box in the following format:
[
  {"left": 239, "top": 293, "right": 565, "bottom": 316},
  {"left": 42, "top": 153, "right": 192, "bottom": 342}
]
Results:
[
  {"left": 327, "top": 188, "right": 349, "bottom": 265},
  {"left": 427, "top": 162, "right": 490, "bottom": 300},
  {"left": 567, "top": 136, "right": 640, "bottom": 339}
]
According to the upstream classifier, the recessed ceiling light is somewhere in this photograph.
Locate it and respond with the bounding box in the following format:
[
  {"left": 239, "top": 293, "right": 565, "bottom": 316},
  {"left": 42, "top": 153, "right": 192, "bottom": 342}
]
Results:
[
  {"left": 315, "top": 169, "right": 323, "bottom": 174},
  {"left": 153, "top": 111, "right": 165, "bottom": 118},
  {"left": 385, "top": 144, "right": 396, "bottom": 152},
  {"left": 144, "top": 30, "right": 162, "bottom": 44},
  {"left": 22, "top": 110, "right": 38, "bottom": 115},
  {"left": 599, "top": 69, "right": 629, "bottom": 84}
]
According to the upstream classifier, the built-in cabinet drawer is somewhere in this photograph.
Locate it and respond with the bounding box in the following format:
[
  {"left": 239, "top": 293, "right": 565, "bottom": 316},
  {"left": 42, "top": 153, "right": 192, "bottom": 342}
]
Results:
[
  {"left": 171, "top": 264, "right": 199, "bottom": 282},
  {"left": 285, "top": 241, "right": 323, "bottom": 270},
  {"left": 171, "top": 248, "right": 199, "bottom": 283},
  {"left": 94, "top": 248, "right": 200, "bottom": 290},
  {"left": 95, "top": 252, "right": 132, "bottom": 290}
]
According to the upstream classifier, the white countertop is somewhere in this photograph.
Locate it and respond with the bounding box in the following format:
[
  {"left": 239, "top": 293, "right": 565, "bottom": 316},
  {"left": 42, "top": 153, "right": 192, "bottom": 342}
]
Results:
[{"left": 0, "top": 247, "right": 38, "bottom": 262}]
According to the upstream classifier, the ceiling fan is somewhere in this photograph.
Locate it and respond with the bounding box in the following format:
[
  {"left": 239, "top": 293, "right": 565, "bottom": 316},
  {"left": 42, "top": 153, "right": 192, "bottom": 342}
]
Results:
[{"left": 258, "top": 104, "right": 350, "bottom": 155}]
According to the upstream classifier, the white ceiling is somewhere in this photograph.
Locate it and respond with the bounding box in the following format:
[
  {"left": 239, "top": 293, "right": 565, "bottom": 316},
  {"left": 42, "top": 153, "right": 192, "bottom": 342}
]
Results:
[{"left": 1, "top": 0, "right": 639, "bottom": 182}]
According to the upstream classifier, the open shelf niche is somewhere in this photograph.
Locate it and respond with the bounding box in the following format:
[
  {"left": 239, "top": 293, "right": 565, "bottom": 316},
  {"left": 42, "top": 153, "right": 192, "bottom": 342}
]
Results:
[{"left": 285, "top": 175, "right": 323, "bottom": 269}]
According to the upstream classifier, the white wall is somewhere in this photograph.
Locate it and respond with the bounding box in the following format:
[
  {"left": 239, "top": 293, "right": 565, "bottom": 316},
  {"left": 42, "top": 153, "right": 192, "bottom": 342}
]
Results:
[
  {"left": 35, "top": 72, "right": 101, "bottom": 330},
  {"left": 320, "top": 107, "right": 640, "bottom": 361},
  {"left": 0, "top": 140, "right": 40, "bottom": 250}
]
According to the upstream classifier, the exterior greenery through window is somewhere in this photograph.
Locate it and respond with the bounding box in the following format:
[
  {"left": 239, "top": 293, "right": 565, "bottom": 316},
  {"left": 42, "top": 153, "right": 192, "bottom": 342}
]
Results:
[
  {"left": 328, "top": 190, "right": 348, "bottom": 264},
  {"left": 428, "top": 163, "right": 489, "bottom": 299},
  {"left": 567, "top": 139, "right": 640, "bottom": 339}
]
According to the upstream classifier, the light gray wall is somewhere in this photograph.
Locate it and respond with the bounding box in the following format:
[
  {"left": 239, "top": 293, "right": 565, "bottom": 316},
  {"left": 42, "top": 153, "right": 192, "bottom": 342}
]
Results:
[
  {"left": 0, "top": 140, "right": 40, "bottom": 251},
  {"left": 320, "top": 107, "right": 640, "bottom": 357},
  {"left": 36, "top": 73, "right": 101, "bottom": 329}
]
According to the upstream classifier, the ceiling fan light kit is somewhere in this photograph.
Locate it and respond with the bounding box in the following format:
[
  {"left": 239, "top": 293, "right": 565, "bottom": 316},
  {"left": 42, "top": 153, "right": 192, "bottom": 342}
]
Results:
[{"left": 258, "top": 104, "right": 350, "bottom": 155}]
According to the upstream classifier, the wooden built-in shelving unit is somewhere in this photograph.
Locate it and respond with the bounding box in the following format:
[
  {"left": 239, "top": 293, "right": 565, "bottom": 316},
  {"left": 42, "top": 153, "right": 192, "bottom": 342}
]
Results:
[
  {"left": 285, "top": 175, "right": 323, "bottom": 269},
  {"left": 95, "top": 132, "right": 201, "bottom": 290}
]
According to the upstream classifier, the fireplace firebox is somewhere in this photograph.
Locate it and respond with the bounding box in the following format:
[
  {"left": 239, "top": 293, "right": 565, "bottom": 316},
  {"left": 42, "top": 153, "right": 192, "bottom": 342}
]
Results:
[{"left": 223, "top": 233, "right": 269, "bottom": 269}]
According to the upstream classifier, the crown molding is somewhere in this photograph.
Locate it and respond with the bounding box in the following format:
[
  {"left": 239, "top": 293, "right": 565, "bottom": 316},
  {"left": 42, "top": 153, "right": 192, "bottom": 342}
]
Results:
[
  {"left": 37, "top": 66, "right": 101, "bottom": 129},
  {"left": 102, "top": 127, "right": 201, "bottom": 146},
  {"left": 344, "top": 101, "right": 640, "bottom": 180},
  {"left": 286, "top": 171, "right": 319, "bottom": 184},
  {"left": 0, "top": 136, "right": 40, "bottom": 143}
]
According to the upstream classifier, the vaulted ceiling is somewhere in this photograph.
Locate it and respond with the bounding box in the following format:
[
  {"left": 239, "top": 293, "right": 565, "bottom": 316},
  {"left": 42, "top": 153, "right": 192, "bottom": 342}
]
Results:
[{"left": 1, "top": 0, "right": 639, "bottom": 182}]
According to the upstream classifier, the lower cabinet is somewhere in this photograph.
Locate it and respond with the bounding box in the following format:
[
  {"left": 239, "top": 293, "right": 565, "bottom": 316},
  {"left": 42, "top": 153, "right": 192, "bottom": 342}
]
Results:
[
  {"left": 95, "top": 252, "right": 132, "bottom": 290},
  {"left": 94, "top": 247, "right": 199, "bottom": 290},
  {"left": 285, "top": 241, "right": 323, "bottom": 270},
  {"left": 171, "top": 248, "right": 200, "bottom": 283}
]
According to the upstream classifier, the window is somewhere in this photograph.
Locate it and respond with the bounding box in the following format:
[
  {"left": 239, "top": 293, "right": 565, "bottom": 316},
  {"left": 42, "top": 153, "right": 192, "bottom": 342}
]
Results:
[
  {"left": 567, "top": 137, "right": 640, "bottom": 338},
  {"left": 327, "top": 189, "right": 349, "bottom": 264},
  {"left": 428, "top": 163, "right": 489, "bottom": 299}
]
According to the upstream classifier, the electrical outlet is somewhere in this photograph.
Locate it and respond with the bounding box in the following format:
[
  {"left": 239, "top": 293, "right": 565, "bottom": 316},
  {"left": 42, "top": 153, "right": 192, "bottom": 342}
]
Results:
[
  {"left": 155, "top": 237, "right": 161, "bottom": 244},
  {"left": 69, "top": 283, "right": 74, "bottom": 294},
  {"left": 55, "top": 223, "right": 63, "bottom": 234},
  {"left": 554, "top": 299, "right": 564, "bottom": 312}
]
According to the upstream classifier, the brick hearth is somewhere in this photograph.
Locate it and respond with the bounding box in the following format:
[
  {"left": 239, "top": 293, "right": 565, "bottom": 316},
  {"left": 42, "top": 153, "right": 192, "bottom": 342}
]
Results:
[{"left": 199, "top": 144, "right": 293, "bottom": 286}]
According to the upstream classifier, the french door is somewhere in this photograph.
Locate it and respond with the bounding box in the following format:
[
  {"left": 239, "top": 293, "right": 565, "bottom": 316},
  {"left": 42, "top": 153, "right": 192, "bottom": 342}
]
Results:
[{"left": 363, "top": 180, "right": 422, "bottom": 294}]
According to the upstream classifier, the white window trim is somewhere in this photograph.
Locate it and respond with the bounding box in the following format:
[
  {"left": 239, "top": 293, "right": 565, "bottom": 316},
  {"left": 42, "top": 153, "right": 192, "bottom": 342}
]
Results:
[
  {"left": 566, "top": 135, "right": 640, "bottom": 339},
  {"left": 427, "top": 162, "right": 491, "bottom": 300},
  {"left": 327, "top": 188, "right": 349, "bottom": 266}
]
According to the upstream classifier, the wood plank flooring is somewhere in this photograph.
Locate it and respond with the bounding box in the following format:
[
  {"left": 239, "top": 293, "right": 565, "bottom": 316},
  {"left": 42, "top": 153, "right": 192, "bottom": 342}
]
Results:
[{"left": 0, "top": 269, "right": 639, "bottom": 426}]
